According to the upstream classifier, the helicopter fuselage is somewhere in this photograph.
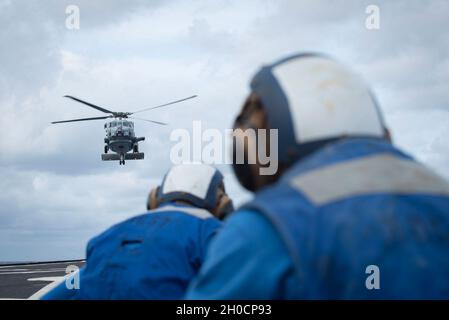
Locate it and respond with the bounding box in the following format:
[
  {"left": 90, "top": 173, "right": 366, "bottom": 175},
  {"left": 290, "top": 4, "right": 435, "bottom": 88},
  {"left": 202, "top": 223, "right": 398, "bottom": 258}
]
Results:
[{"left": 103, "top": 119, "right": 145, "bottom": 165}]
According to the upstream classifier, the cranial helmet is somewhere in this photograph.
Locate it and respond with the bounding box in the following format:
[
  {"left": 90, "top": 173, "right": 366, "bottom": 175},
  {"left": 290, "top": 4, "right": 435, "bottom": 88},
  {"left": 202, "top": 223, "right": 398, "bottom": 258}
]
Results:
[
  {"left": 147, "top": 163, "right": 234, "bottom": 219},
  {"left": 233, "top": 52, "right": 387, "bottom": 191}
]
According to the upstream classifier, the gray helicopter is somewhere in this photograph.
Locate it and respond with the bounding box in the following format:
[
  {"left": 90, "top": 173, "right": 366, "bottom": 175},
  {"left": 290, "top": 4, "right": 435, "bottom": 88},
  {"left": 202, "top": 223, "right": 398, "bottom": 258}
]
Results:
[{"left": 52, "top": 95, "right": 197, "bottom": 165}]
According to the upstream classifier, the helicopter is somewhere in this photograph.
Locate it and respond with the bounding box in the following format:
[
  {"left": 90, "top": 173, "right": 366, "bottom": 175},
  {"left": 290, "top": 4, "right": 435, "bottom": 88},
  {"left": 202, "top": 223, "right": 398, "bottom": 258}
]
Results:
[{"left": 52, "top": 95, "right": 197, "bottom": 165}]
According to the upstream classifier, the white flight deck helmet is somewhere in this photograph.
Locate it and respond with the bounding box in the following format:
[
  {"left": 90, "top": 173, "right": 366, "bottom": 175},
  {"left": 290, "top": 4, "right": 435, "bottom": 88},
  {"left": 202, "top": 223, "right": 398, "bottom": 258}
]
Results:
[
  {"left": 233, "top": 53, "right": 387, "bottom": 191},
  {"left": 147, "top": 163, "right": 234, "bottom": 219}
]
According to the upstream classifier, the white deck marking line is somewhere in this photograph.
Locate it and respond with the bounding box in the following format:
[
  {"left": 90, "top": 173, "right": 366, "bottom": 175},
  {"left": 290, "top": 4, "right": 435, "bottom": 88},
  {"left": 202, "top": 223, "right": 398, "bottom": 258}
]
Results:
[
  {"left": 0, "top": 261, "right": 85, "bottom": 269},
  {"left": 0, "top": 268, "right": 28, "bottom": 272},
  {"left": 0, "top": 268, "right": 66, "bottom": 275},
  {"left": 27, "top": 276, "right": 66, "bottom": 300},
  {"left": 28, "top": 277, "right": 64, "bottom": 282}
]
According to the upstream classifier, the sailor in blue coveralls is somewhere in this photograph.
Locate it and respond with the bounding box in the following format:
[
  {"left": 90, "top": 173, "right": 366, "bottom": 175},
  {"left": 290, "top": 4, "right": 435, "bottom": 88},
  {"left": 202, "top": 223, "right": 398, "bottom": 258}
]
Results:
[
  {"left": 42, "top": 164, "right": 234, "bottom": 299},
  {"left": 186, "top": 53, "right": 449, "bottom": 299}
]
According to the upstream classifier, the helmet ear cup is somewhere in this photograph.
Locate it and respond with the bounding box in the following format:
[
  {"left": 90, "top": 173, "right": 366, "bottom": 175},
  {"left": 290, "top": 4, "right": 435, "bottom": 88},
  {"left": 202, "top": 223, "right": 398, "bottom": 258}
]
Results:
[
  {"left": 147, "top": 187, "right": 160, "bottom": 210},
  {"left": 212, "top": 194, "right": 234, "bottom": 220}
]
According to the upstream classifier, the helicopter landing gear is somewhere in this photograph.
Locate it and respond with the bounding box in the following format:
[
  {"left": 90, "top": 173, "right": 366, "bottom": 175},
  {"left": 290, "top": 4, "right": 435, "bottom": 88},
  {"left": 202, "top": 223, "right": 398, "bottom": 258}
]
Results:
[
  {"left": 133, "top": 144, "right": 139, "bottom": 153},
  {"left": 104, "top": 145, "right": 109, "bottom": 154}
]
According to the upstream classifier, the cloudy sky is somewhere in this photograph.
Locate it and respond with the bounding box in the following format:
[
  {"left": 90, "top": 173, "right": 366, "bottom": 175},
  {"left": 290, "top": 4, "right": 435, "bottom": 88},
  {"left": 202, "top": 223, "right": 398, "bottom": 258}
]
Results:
[{"left": 0, "top": 0, "right": 448, "bottom": 261}]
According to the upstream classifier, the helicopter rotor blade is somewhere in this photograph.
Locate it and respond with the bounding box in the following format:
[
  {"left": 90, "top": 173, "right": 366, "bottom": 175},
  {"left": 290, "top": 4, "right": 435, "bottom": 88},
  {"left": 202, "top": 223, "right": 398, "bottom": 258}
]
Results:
[
  {"left": 51, "top": 116, "right": 112, "bottom": 124},
  {"left": 129, "top": 116, "right": 168, "bottom": 126},
  {"left": 64, "top": 95, "right": 115, "bottom": 114},
  {"left": 131, "top": 95, "right": 197, "bottom": 114}
]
